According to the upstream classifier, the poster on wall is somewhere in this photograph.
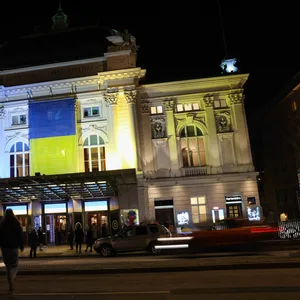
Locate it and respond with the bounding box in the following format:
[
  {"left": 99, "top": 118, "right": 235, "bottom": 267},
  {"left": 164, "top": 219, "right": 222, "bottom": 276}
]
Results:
[
  {"left": 176, "top": 211, "right": 190, "bottom": 226},
  {"left": 120, "top": 209, "right": 139, "bottom": 227},
  {"left": 247, "top": 206, "right": 261, "bottom": 221}
]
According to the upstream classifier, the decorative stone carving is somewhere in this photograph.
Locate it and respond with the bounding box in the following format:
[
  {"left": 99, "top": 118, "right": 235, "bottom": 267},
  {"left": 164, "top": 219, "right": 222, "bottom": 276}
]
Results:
[
  {"left": 71, "top": 83, "right": 77, "bottom": 93},
  {"left": 215, "top": 111, "right": 232, "bottom": 133},
  {"left": 140, "top": 100, "right": 151, "bottom": 114},
  {"left": 229, "top": 91, "right": 244, "bottom": 104},
  {"left": 26, "top": 89, "right": 33, "bottom": 99},
  {"left": 104, "top": 92, "right": 119, "bottom": 105},
  {"left": 163, "top": 99, "right": 174, "bottom": 111},
  {"left": 124, "top": 89, "right": 137, "bottom": 104},
  {"left": 151, "top": 117, "right": 166, "bottom": 139},
  {"left": 0, "top": 106, "right": 5, "bottom": 119},
  {"left": 106, "top": 29, "right": 139, "bottom": 53},
  {"left": 203, "top": 95, "right": 214, "bottom": 107},
  {"left": 5, "top": 132, "right": 29, "bottom": 150}
]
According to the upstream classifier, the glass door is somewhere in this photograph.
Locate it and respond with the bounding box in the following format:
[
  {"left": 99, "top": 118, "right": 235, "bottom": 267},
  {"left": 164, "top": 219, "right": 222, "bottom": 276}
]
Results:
[{"left": 226, "top": 204, "right": 242, "bottom": 218}]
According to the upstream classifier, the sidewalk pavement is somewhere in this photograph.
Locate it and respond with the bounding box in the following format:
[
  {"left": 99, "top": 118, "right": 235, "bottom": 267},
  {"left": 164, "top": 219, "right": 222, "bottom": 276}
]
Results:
[{"left": 1, "top": 248, "right": 300, "bottom": 275}]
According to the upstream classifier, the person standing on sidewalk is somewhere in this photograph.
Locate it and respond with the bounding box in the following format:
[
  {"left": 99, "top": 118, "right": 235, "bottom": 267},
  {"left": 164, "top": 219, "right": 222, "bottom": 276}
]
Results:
[
  {"left": 0, "top": 209, "right": 24, "bottom": 292},
  {"left": 28, "top": 228, "right": 38, "bottom": 259},
  {"left": 85, "top": 225, "right": 93, "bottom": 252},
  {"left": 92, "top": 223, "right": 98, "bottom": 244},
  {"left": 37, "top": 227, "right": 44, "bottom": 251},
  {"left": 74, "top": 222, "right": 84, "bottom": 254}
]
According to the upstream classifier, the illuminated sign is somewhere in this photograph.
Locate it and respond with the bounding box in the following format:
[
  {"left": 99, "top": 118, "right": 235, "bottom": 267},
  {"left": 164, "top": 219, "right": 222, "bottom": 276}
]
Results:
[
  {"left": 176, "top": 211, "right": 190, "bottom": 226},
  {"left": 225, "top": 195, "right": 243, "bottom": 203},
  {"left": 247, "top": 206, "right": 261, "bottom": 221},
  {"left": 44, "top": 203, "right": 67, "bottom": 214},
  {"left": 84, "top": 201, "right": 108, "bottom": 212},
  {"left": 5, "top": 205, "right": 27, "bottom": 215}
]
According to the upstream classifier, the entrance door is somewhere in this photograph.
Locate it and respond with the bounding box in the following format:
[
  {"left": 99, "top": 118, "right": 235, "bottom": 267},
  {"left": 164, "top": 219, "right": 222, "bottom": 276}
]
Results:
[
  {"left": 45, "top": 215, "right": 67, "bottom": 245},
  {"left": 18, "top": 216, "right": 28, "bottom": 245},
  {"left": 154, "top": 200, "right": 175, "bottom": 230},
  {"left": 85, "top": 212, "right": 108, "bottom": 238},
  {"left": 226, "top": 204, "right": 243, "bottom": 218}
]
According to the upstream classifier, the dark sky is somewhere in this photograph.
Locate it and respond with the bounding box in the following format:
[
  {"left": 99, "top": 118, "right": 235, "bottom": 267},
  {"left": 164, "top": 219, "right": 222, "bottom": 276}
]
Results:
[{"left": 0, "top": 0, "right": 299, "bottom": 121}]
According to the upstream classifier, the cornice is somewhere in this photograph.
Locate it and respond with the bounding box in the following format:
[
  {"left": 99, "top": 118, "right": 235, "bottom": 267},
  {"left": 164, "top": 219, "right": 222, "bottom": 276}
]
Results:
[{"left": 98, "top": 68, "right": 146, "bottom": 82}]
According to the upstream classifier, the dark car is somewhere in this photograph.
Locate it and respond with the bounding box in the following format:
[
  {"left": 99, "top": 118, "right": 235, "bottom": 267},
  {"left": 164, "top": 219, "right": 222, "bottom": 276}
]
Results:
[{"left": 94, "top": 224, "right": 172, "bottom": 257}]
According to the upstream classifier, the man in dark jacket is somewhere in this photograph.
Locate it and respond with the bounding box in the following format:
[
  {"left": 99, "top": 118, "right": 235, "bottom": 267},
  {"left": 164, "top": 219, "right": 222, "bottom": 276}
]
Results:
[
  {"left": 0, "top": 209, "right": 24, "bottom": 292},
  {"left": 28, "top": 228, "right": 38, "bottom": 259}
]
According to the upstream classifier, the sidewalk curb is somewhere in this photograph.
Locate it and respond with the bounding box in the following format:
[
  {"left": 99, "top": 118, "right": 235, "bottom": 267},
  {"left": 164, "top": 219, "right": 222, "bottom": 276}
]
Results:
[{"left": 1, "top": 262, "right": 300, "bottom": 275}]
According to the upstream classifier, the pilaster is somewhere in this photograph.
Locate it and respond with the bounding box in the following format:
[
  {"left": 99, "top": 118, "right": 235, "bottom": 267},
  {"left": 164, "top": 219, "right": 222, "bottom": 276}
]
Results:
[{"left": 203, "top": 95, "right": 221, "bottom": 167}]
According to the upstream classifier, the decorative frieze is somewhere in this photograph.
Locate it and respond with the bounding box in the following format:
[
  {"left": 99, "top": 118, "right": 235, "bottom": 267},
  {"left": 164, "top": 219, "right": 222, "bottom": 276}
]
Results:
[
  {"left": 124, "top": 89, "right": 137, "bottom": 104},
  {"left": 229, "top": 91, "right": 244, "bottom": 104},
  {"left": 203, "top": 95, "right": 214, "bottom": 107},
  {"left": 0, "top": 106, "right": 5, "bottom": 119},
  {"left": 104, "top": 92, "right": 119, "bottom": 105},
  {"left": 163, "top": 99, "right": 174, "bottom": 111},
  {"left": 140, "top": 100, "right": 151, "bottom": 114}
]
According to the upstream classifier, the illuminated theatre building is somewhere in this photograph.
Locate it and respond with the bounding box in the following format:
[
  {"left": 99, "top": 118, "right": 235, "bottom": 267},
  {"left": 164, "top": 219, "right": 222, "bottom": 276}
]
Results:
[{"left": 0, "top": 15, "right": 260, "bottom": 244}]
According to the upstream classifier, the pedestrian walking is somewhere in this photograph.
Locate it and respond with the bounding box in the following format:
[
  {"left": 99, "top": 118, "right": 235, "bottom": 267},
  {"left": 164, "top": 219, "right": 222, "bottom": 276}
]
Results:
[
  {"left": 101, "top": 223, "right": 109, "bottom": 237},
  {"left": 74, "top": 222, "right": 84, "bottom": 254},
  {"left": 0, "top": 209, "right": 24, "bottom": 292},
  {"left": 37, "top": 227, "right": 44, "bottom": 251},
  {"left": 28, "top": 228, "right": 38, "bottom": 259},
  {"left": 67, "top": 226, "right": 74, "bottom": 250},
  {"left": 85, "top": 225, "right": 93, "bottom": 252}
]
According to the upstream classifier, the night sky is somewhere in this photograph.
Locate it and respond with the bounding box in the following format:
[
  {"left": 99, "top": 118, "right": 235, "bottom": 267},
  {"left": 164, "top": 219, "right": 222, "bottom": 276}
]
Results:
[{"left": 0, "top": 1, "right": 299, "bottom": 157}]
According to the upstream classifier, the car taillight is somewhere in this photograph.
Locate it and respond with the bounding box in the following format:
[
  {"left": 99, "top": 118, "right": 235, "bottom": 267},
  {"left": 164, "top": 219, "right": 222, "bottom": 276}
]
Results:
[{"left": 250, "top": 227, "right": 279, "bottom": 233}]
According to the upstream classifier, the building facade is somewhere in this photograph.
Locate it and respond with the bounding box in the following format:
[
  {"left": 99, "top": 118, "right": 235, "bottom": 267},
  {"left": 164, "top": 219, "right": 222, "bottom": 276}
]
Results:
[
  {"left": 0, "top": 20, "right": 261, "bottom": 243},
  {"left": 261, "top": 72, "right": 300, "bottom": 220}
]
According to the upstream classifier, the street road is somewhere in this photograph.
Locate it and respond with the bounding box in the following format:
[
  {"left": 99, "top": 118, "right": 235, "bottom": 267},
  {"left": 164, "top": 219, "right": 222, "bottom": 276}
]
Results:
[{"left": 1, "top": 268, "right": 300, "bottom": 299}]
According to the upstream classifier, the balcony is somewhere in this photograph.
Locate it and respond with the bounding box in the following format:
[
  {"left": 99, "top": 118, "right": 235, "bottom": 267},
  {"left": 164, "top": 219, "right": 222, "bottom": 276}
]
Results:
[{"left": 181, "top": 166, "right": 211, "bottom": 177}]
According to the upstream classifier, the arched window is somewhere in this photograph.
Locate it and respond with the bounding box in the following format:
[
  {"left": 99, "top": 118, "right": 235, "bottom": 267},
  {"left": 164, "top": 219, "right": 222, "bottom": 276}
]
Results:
[
  {"left": 83, "top": 135, "right": 106, "bottom": 172},
  {"left": 10, "top": 142, "right": 30, "bottom": 178},
  {"left": 180, "top": 125, "right": 206, "bottom": 167}
]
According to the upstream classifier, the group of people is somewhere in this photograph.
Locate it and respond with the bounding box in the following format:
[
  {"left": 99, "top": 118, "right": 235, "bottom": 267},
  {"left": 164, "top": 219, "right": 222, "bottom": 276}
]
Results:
[{"left": 67, "top": 222, "right": 109, "bottom": 254}]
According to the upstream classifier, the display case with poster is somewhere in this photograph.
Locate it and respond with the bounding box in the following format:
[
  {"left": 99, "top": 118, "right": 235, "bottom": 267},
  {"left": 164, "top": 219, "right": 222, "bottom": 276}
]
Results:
[{"left": 120, "top": 209, "right": 139, "bottom": 227}]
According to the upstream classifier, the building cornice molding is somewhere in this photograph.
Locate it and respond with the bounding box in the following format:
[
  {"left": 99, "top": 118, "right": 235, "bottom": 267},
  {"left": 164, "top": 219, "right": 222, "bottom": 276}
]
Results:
[
  {"left": 0, "top": 57, "right": 106, "bottom": 75},
  {"left": 98, "top": 68, "right": 146, "bottom": 83}
]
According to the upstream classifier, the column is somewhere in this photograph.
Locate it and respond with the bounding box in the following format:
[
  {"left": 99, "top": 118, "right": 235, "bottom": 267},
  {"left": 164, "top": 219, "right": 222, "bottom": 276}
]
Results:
[
  {"left": 229, "top": 91, "right": 253, "bottom": 166},
  {"left": 140, "top": 100, "right": 155, "bottom": 173},
  {"left": 124, "top": 89, "right": 139, "bottom": 170},
  {"left": 163, "top": 99, "right": 179, "bottom": 173},
  {"left": 104, "top": 91, "right": 122, "bottom": 170},
  {"left": 203, "top": 96, "right": 221, "bottom": 167}
]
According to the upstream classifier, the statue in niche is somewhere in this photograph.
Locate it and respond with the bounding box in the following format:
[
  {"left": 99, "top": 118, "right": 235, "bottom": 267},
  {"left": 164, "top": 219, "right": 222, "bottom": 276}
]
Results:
[
  {"left": 152, "top": 119, "right": 166, "bottom": 139},
  {"left": 215, "top": 112, "right": 231, "bottom": 133}
]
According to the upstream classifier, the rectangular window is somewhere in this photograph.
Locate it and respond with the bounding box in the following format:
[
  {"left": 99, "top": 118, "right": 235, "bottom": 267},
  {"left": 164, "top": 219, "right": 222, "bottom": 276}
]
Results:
[
  {"left": 150, "top": 106, "right": 163, "bottom": 114},
  {"left": 190, "top": 196, "right": 207, "bottom": 223},
  {"left": 292, "top": 100, "right": 297, "bottom": 111},
  {"left": 12, "top": 114, "right": 27, "bottom": 125},
  {"left": 177, "top": 104, "right": 184, "bottom": 112},
  {"left": 192, "top": 103, "right": 200, "bottom": 110},
  {"left": 214, "top": 99, "right": 227, "bottom": 108},
  {"left": 184, "top": 104, "right": 192, "bottom": 111},
  {"left": 84, "top": 106, "right": 100, "bottom": 117}
]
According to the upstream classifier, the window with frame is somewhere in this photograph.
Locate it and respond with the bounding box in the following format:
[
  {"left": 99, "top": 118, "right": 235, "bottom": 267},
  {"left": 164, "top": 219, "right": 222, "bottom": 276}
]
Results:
[
  {"left": 150, "top": 106, "right": 163, "bottom": 114},
  {"left": 191, "top": 196, "right": 207, "bottom": 223},
  {"left": 180, "top": 125, "right": 206, "bottom": 167},
  {"left": 12, "top": 114, "right": 27, "bottom": 126},
  {"left": 214, "top": 99, "right": 227, "bottom": 108},
  {"left": 83, "top": 135, "right": 106, "bottom": 172},
  {"left": 83, "top": 106, "right": 100, "bottom": 118},
  {"left": 177, "top": 103, "right": 200, "bottom": 112},
  {"left": 10, "top": 142, "right": 30, "bottom": 178}
]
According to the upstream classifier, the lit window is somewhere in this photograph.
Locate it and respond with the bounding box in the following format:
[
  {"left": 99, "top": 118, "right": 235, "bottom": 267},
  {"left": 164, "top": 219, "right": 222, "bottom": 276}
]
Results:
[
  {"left": 150, "top": 106, "right": 163, "bottom": 114},
  {"left": 192, "top": 103, "right": 200, "bottom": 110},
  {"left": 84, "top": 106, "right": 100, "bottom": 117},
  {"left": 184, "top": 104, "right": 192, "bottom": 111},
  {"left": 180, "top": 125, "right": 206, "bottom": 167},
  {"left": 12, "top": 115, "right": 27, "bottom": 125},
  {"left": 214, "top": 99, "right": 227, "bottom": 108},
  {"left": 292, "top": 101, "right": 297, "bottom": 111},
  {"left": 83, "top": 135, "right": 106, "bottom": 172},
  {"left": 191, "top": 196, "right": 207, "bottom": 223},
  {"left": 177, "top": 104, "right": 184, "bottom": 112},
  {"left": 10, "top": 142, "right": 30, "bottom": 178}
]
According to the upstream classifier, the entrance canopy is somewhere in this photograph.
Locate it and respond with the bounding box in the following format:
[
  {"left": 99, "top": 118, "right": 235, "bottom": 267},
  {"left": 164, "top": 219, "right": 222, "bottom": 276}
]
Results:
[{"left": 0, "top": 169, "right": 136, "bottom": 203}]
